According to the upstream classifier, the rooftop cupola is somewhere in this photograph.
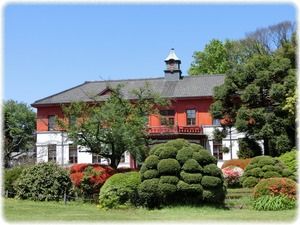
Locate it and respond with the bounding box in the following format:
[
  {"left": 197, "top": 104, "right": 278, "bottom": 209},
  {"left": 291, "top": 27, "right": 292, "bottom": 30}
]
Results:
[{"left": 164, "top": 48, "right": 182, "bottom": 81}]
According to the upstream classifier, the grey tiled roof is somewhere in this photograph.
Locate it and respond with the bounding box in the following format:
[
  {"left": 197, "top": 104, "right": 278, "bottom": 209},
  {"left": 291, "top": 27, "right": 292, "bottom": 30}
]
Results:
[{"left": 31, "top": 74, "right": 225, "bottom": 106}]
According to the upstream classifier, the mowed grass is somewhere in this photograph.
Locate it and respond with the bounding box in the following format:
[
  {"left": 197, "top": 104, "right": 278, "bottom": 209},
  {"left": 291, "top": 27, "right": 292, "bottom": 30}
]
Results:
[{"left": 3, "top": 198, "right": 298, "bottom": 223}]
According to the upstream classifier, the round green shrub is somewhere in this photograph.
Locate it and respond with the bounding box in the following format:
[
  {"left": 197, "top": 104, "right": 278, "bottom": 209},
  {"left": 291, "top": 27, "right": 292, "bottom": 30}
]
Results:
[
  {"left": 177, "top": 180, "right": 203, "bottom": 194},
  {"left": 159, "top": 146, "right": 178, "bottom": 159},
  {"left": 251, "top": 168, "right": 264, "bottom": 177},
  {"left": 242, "top": 176, "right": 259, "bottom": 188},
  {"left": 203, "top": 164, "right": 223, "bottom": 178},
  {"left": 193, "top": 150, "right": 217, "bottom": 166},
  {"left": 143, "top": 169, "right": 159, "bottom": 180},
  {"left": 14, "top": 162, "right": 72, "bottom": 201},
  {"left": 99, "top": 172, "right": 141, "bottom": 209},
  {"left": 144, "top": 155, "right": 159, "bottom": 169},
  {"left": 149, "top": 144, "right": 165, "bottom": 156},
  {"left": 158, "top": 183, "right": 177, "bottom": 195},
  {"left": 201, "top": 176, "right": 222, "bottom": 188},
  {"left": 202, "top": 186, "right": 226, "bottom": 204},
  {"left": 159, "top": 176, "right": 179, "bottom": 185},
  {"left": 263, "top": 171, "right": 282, "bottom": 179},
  {"left": 182, "top": 159, "right": 203, "bottom": 173},
  {"left": 138, "top": 178, "right": 160, "bottom": 208},
  {"left": 157, "top": 158, "right": 181, "bottom": 175},
  {"left": 176, "top": 147, "right": 194, "bottom": 165},
  {"left": 165, "top": 138, "right": 189, "bottom": 150},
  {"left": 180, "top": 171, "right": 202, "bottom": 184}
]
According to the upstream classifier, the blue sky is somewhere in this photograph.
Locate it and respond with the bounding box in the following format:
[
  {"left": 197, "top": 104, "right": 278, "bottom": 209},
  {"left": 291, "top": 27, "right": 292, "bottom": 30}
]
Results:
[{"left": 3, "top": 2, "right": 297, "bottom": 107}]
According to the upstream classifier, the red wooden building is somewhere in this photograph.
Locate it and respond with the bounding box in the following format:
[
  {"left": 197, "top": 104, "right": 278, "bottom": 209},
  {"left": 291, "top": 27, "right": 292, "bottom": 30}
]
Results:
[{"left": 32, "top": 49, "right": 241, "bottom": 168}]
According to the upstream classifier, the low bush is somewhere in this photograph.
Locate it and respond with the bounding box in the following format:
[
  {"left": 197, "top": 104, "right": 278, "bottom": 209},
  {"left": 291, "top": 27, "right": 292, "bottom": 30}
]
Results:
[
  {"left": 69, "top": 164, "right": 116, "bottom": 198},
  {"left": 240, "top": 156, "right": 293, "bottom": 188},
  {"left": 253, "top": 177, "right": 297, "bottom": 199},
  {"left": 14, "top": 162, "right": 72, "bottom": 201},
  {"left": 221, "top": 166, "right": 244, "bottom": 188},
  {"left": 221, "top": 158, "right": 251, "bottom": 170},
  {"left": 138, "top": 178, "right": 161, "bottom": 209},
  {"left": 4, "top": 166, "right": 26, "bottom": 197},
  {"left": 278, "top": 148, "right": 297, "bottom": 174},
  {"left": 99, "top": 172, "right": 141, "bottom": 209}
]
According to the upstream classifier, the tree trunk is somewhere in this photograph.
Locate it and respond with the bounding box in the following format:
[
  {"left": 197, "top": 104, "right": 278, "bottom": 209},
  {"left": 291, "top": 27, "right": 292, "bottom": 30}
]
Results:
[{"left": 263, "top": 138, "right": 270, "bottom": 156}]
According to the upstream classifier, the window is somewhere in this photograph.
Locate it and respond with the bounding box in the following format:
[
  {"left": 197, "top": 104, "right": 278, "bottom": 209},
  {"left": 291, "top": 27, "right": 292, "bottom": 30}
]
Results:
[
  {"left": 186, "top": 109, "right": 196, "bottom": 125},
  {"left": 160, "top": 110, "right": 175, "bottom": 126},
  {"left": 213, "top": 144, "right": 223, "bottom": 160},
  {"left": 48, "top": 144, "right": 56, "bottom": 162},
  {"left": 69, "top": 115, "right": 77, "bottom": 128},
  {"left": 48, "top": 115, "right": 56, "bottom": 131},
  {"left": 92, "top": 153, "right": 101, "bottom": 163},
  {"left": 213, "top": 118, "right": 221, "bottom": 126},
  {"left": 69, "top": 144, "right": 78, "bottom": 163}
]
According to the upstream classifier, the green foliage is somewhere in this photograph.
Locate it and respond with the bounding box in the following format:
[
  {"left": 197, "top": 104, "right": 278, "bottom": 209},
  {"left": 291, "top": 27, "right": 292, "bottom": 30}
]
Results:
[
  {"left": 237, "top": 137, "right": 262, "bottom": 159},
  {"left": 4, "top": 100, "right": 36, "bottom": 168},
  {"left": 144, "top": 155, "right": 159, "bottom": 169},
  {"left": 139, "top": 139, "right": 225, "bottom": 208},
  {"left": 99, "top": 172, "right": 141, "bottom": 209},
  {"left": 201, "top": 176, "right": 222, "bottom": 188},
  {"left": 241, "top": 155, "right": 294, "bottom": 188},
  {"left": 4, "top": 166, "right": 26, "bottom": 197},
  {"left": 157, "top": 159, "right": 181, "bottom": 175},
  {"left": 188, "top": 39, "right": 231, "bottom": 75},
  {"left": 138, "top": 178, "right": 160, "bottom": 209},
  {"left": 209, "top": 22, "right": 296, "bottom": 157},
  {"left": 278, "top": 148, "right": 297, "bottom": 173},
  {"left": 253, "top": 195, "right": 296, "bottom": 211},
  {"left": 14, "top": 162, "right": 72, "bottom": 201},
  {"left": 58, "top": 83, "right": 170, "bottom": 168}
]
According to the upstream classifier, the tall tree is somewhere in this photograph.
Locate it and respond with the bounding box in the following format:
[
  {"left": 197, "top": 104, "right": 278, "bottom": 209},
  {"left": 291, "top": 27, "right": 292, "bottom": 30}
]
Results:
[
  {"left": 4, "top": 100, "right": 36, "bottom": 168},
  {"left": 58, "top": 82, "right": 169, "bottom": 169},
  {"left": 210, "top": 25, "right": 296, "bottom": 157},
  {"left": 188, "top": 39, "right": 231, "bottom": 75}
]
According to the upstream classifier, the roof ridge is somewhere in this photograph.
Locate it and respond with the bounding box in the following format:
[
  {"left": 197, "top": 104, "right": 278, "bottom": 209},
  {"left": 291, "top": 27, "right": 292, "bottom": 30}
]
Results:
[{"left": 31, "top": 82, "right": 88, "bottom": 105}]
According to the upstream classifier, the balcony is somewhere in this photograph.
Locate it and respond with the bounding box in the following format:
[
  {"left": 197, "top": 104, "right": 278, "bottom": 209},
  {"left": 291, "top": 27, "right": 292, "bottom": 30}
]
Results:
[{"left": 147, "top": 125, "right": 203, "bottom": 135}]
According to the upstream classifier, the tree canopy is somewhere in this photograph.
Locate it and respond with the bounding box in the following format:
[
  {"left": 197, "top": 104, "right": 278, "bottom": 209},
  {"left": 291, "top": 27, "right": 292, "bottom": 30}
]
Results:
[
  {"left": 209, "top": 21, "right": 296, "bottom": 157},
  {"left": 4, "top": 100, "right": 36, "bottom": 168},
  {"left": 58, "top": 82, "right": 169, "bottom": 169}
]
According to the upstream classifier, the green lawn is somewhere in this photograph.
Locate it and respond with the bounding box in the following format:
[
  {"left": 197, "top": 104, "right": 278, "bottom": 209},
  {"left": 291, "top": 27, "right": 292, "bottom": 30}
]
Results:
[{"left": 3, "top": 198, "right": 297, "bottom": 223}]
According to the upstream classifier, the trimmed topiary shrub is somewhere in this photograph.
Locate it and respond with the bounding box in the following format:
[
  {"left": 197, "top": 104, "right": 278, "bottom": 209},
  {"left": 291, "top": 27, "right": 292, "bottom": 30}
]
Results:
[
  {"left": 139, "top": 139, "right": 225, "bottom": 208},
  {"left": 240, "top": 156, "right": 294, "bottom": 188},
  {"left": 14, "top": 162, "right": 72, "bottom": 201},
  {"left": 99, "top": 172, "right": 141, "bottom": 209}
]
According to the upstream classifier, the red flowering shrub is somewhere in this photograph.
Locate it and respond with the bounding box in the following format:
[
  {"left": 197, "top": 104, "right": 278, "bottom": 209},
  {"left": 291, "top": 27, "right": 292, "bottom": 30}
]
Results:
[
  {"left": 221, "top": 158, "right": 251, "bottom": 170},
  {"left": 69, "top": 164, "right": 116, "bottom": 198},
  {"left": 253, "top": 177, "right": 297, "bottom": 200},
  {"left": 222, "top": 166, "right": 244, "bottom": 188}
]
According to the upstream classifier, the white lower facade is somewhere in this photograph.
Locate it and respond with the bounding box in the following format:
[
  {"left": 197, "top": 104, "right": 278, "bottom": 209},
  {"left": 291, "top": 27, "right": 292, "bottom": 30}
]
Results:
[
  {"left": 36, "top": 131, "right": 131, "bottom": 167},
  {"left": 36, "top": 127, "right": 259, "bottom": 168}
]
